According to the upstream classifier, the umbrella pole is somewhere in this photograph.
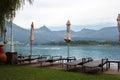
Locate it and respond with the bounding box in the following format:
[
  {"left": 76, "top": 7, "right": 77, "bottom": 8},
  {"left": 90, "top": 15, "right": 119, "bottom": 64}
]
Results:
[
  {"left": 30, "top": 40, "right": 32, "bottom": 56},
  {"left": 67, "top": 43, "right": 70, "bottom": 62},
  {"left": 119, "top": 31, "right": 120, "bottom": 41},
  {"left": 67, "top": 43, "right": 70, "bottom": 58},
  {"left": 29, "top": 40, "right": 32, "bottom": 64}
]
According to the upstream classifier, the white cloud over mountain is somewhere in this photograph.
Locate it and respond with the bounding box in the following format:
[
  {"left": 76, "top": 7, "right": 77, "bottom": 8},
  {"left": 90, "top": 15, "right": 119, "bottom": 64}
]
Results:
[{"left": 14, "top": 0, "right": 120, "bottom": 29}]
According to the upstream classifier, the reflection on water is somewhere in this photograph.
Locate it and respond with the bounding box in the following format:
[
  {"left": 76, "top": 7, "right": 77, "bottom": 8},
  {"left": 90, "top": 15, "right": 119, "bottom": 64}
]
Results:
[{"left": 5, "top": 45, "right": 120, "bottom": 60}]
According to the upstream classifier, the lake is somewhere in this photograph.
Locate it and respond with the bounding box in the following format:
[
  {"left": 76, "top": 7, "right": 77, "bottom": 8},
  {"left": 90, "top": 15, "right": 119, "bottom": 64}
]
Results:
[{"left": 5, "top": 44, "right": 120, "bottom": 60}]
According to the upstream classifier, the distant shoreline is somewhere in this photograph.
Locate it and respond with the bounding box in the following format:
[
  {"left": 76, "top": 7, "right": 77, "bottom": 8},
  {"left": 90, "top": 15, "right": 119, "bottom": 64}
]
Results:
[
  {"left": 37, "top": 40, "right": 120, "bottom": 46},
  {"left": 9, "top": 40, "right": 120, "bottom": 46}
]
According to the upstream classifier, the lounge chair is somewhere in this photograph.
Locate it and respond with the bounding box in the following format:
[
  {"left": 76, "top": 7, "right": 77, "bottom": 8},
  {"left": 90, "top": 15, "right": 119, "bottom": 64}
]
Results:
[
  {"left": 38, "top": 55, "right": 62, "bottom": 66},
  {"left": 83, "top": 58, "right": 108, "bottom": 72},
  {"left": 48, "top": 56, "right": 62, "bottom": 63},
  {"left": 17, "top": 54, "right": 40, "bottom": 64},
  {"left": 64, "top": 57, "right": 93, "bottom": 70},
  {"left": 61, "top": 56, "right": 76, "bottom": 67},
  {"left": 17, "top": 54, "right": 25, "bottom": 64}
]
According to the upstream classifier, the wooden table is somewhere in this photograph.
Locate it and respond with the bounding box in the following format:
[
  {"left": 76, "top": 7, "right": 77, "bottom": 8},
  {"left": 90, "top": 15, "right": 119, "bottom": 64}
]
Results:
[{"left": 108, "top": 60, "right": 120, "bottom": 71}]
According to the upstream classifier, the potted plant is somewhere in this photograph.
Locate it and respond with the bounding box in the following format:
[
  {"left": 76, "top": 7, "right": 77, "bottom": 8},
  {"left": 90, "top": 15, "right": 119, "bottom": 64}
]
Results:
[{"left": 0, "top": 32, "right": 7, "bottom": 64}]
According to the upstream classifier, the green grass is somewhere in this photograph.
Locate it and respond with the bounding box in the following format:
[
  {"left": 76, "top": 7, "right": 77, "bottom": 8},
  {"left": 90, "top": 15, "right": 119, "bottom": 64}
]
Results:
[{"left": 0, "top": 65, "right": 120, "bottom": 80}]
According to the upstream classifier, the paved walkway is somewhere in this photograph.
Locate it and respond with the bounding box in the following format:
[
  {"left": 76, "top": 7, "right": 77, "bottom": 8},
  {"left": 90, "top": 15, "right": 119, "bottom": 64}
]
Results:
[{"left": 104, "top": 66, "right": 120, "bottom": 75}]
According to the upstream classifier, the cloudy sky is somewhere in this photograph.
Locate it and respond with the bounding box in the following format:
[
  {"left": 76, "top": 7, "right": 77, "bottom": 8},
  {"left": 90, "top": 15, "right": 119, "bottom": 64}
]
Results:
[{"left": 13, "top": 0, "right": 120, "bottom": 30}]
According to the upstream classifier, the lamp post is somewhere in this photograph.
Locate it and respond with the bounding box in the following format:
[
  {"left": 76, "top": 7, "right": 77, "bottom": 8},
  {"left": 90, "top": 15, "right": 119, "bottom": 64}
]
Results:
[
  {"left": 10, "top": 9, "right": 14, "bottom": 52},
  {"left": 6, "top": 9, "right": 17, "bottom": 64},
  {"left": 64, "top": 20, "right": 71, "bottom": 58}
]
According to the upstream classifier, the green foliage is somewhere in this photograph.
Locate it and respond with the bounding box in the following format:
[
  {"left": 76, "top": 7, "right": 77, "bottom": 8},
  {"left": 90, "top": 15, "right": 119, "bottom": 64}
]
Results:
[
  {"left": 0, "top": 0, "right": 34, "bottom": 36},
  {"left": 45, "top": 40, "right": 120, "bottom": 46},
  {"left": 46, "top": 41, "right": 66, "bottom": 45},
  {"left": 99, "top": 41, "right": 120, "bottom": 45},
  {"left": 0, "top": 65, "right": 120, "bottom": 80},
  {"left": 70, "top": 40, "right": 99, "bottom": 45}
]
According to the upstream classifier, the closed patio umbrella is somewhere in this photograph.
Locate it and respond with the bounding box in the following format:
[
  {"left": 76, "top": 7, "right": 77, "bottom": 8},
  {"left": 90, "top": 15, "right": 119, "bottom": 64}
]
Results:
[
  {"left": 30, "top": 22, "right": 34, "bottom": 55},
  {"left": 3, "top": 27, "right": 8, "bottom": 44},
  {"left": 117, "top": 14, "right": 120, "bottom": 41},
  {"left": 64, "top": 20, "right": 71, "bottom": 58}
]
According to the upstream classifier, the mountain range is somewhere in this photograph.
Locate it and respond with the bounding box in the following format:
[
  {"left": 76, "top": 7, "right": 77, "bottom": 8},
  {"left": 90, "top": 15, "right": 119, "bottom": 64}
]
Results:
[{"left": 5, "top": 22, "right": 119, "bottom": 44}]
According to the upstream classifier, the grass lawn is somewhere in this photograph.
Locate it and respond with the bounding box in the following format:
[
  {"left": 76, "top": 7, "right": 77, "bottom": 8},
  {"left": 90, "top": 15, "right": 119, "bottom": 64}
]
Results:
[{"left": 0, "top": 65, "right": 120, "bottom": 80}]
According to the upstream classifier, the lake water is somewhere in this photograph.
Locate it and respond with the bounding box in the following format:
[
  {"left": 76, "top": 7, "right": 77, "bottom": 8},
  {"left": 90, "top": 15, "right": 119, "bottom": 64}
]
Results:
[{"left": 5, "top": 44, "right": 120, "bottom": 60}]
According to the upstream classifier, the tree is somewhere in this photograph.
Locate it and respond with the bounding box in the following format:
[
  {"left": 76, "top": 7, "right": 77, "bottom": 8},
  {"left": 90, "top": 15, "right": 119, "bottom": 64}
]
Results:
[{"left": 0, "top": 0, "right": 34, "bottom": 38}]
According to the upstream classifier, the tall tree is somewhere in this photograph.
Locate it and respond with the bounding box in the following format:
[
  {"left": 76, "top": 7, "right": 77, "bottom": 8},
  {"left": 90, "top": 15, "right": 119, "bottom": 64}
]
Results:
[{"left": 0, "top": 0, "right": 34, "bottom": 36}]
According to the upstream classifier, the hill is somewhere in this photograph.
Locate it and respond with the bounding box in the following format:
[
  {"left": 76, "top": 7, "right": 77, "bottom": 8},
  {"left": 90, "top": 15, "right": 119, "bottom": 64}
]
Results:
[{"left": 5, "top": 22, "right": 118, "bottom": 44}]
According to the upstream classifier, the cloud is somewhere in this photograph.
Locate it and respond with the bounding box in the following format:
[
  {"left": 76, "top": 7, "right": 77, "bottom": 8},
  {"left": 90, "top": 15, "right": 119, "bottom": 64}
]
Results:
[{"left": 13, "top": 0, "right": 120, "bottom": 29}]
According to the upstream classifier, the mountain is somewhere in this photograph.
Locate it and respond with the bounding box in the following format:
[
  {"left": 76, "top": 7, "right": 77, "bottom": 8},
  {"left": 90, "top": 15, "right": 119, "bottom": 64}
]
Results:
[
  {"left": 35, "top": 25, "right": 51, "bottom": 33},
  {"left": 72, "top": 27, "right": 118, "bottom": 41},
  {"left": 5, "top": 22, "right": 29, "bottom": 43},
  {"left": 5, "top": 22, "right": 119, "bottom": 44},
  {"left": 34, "top": 25, "right": 64, "bottom": 43},
  {"left": 49, "top": 23, "right": 114, "bottom": 31}
]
